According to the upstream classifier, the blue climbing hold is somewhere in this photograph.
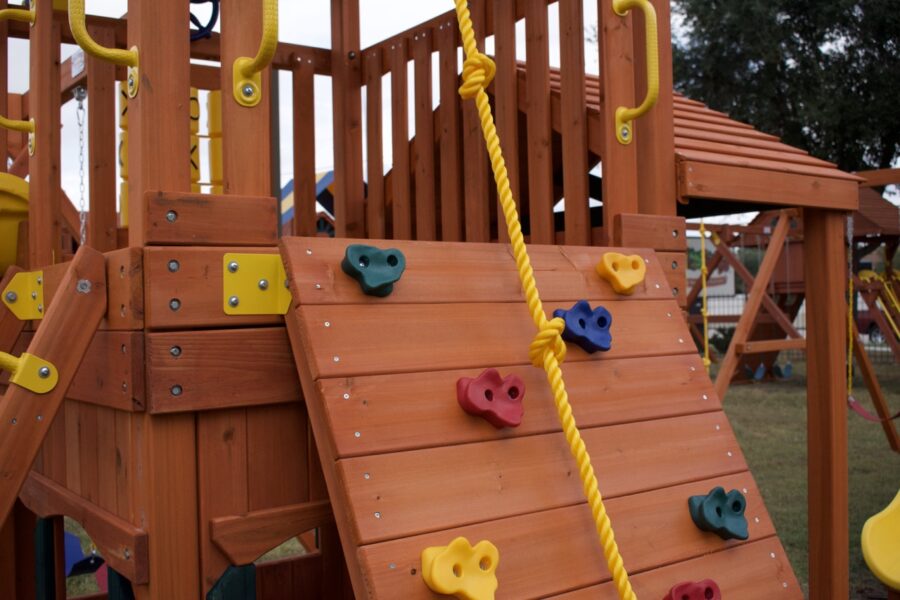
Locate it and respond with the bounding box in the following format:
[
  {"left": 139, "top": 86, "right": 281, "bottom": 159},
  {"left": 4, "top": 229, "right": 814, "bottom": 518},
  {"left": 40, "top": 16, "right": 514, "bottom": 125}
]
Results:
[
  {"left": 552, "top": 300, "right": 612, "bottom": 354},
  {"left": 688, "top": 486, "right": 749, "bottom": 541}
]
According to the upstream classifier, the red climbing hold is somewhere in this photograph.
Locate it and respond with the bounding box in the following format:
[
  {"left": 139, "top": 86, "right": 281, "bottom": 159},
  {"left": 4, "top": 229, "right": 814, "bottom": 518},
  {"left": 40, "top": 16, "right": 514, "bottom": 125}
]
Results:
[
  {"left": 663, "top": 579, "right": 721, "bottom": 600},
  {"left": 456, "top": 368, "right": 525, "bottom": 429}
]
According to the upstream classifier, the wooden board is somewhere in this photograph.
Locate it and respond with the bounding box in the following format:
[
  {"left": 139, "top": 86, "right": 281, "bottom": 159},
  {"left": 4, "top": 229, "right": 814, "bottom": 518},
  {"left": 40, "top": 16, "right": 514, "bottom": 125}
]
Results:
[{"left": 279, "top": 237, "right": 799, "bottom": 599}]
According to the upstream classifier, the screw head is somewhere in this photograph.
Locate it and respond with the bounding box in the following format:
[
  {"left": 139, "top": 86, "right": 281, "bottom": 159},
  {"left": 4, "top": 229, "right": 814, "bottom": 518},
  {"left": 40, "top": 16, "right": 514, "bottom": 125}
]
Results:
[
  {"left": 169, "top": 346, "right": 182, "bottom": 357},
  {"left": 242, "top": 84, "right": 255, "bottom": 98},
  {"left": 4, "top": 291, "right": 16, "bottom": 303},
  {"left": 127, "top": 73, "right": 136, "bottom": 94},
  {"left": 620, "top": 126, "right": 630, "bottom": 139},
  {"left": 169, "top": 298, "right": 181, "bottom": 311},
  {"left": 167, "top": 259, "right": 180, "bottom": 272},
  {"left": 227, "top": 261, "right": 239, "bottom": 273},
  {"left": 165, "top": 210, "right": 178, "bottom": 223},
  {"left": 228, "top": 296, "right": 240, "bottom": 307},
  {"left": 31, "top": 291, "right": 37, "bottom": 299},
  {"left": 258, "top": 279, "right": 269, "bottom": 290},
  {"left": 37, "top": 304, "right": 43, "bottom": 313},
  {"left": 76, "top": 279, "right": 92, "bottom": 294},
  {"left": 38, "top": 366, "right": 51, "bottom": 378},
  {"left": 170, "top": 384, "right": 183, "bottom": 396}
]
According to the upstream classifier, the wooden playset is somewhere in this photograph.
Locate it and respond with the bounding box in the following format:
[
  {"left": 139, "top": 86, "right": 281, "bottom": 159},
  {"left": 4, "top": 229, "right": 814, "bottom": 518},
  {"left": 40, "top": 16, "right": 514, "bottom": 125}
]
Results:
[{"left": 0, "top": 0, "right": 876, "bottom": 598}]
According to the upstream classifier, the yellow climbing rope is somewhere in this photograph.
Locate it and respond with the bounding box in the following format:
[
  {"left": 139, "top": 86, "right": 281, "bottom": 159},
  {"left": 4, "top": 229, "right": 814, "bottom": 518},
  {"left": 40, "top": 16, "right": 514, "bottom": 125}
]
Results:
[
  {"left": 699, "top": 221, "right": 711, "bottom": 373},
  {"left": 453, "top": 2, "right": 635, "bottom": 599}
]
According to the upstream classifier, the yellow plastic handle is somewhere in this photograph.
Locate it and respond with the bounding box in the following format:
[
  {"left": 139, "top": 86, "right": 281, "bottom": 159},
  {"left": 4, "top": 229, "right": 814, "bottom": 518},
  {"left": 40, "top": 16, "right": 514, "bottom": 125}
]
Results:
[
  {"left": 68, "top": 0, "right": 140, "bottom": 97},
  {"left": 611, "top": 0, "right": 659, "bottom": 144},
  {"left": 232, "top": 0, "right": 278, "bottom": 107},
  {"left": 0, "top": 7, "right": 35, "bottom": 25},
  {"left": 0, "top": 116, "right": 36, "bottom": 155}
]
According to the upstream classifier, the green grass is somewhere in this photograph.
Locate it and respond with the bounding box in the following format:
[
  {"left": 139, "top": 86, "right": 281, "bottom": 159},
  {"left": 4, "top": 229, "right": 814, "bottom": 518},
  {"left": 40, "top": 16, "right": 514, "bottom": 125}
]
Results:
[{"left": 719, "top": 359, "right": 900, "bottom": 598}]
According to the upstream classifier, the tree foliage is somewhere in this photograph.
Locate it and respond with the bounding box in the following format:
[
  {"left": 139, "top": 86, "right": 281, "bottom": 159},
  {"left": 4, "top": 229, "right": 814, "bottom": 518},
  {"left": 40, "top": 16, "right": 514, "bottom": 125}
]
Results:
[{"left": 673, "top": 0, "right": 900, "bottom": 171}]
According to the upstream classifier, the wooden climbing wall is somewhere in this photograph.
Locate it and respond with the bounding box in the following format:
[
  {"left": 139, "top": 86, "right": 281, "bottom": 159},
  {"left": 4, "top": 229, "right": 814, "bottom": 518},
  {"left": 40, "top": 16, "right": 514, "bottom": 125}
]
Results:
[{"left": 280, "top": 237, "right": 802, "bottom": 599}]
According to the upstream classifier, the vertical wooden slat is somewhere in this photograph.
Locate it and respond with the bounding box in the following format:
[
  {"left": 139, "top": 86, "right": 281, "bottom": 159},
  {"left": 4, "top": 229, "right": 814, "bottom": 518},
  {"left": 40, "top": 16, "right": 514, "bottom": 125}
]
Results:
[
  {"left": 437, "top": 21, "right": 463, "bottom": 242},
  {"left": 633, "top": 0, "right": 675, "bottom": 216},
  {"left": 86, "top": 25, "right": 117, "bottom": 251},
  {"left": 292, "top": 55, "right": 317, "bottom": 237},
  {"left": 247, "top": 404, "right": 309, "bottom": 511},
  {"left": 331, "top": 0, "right": 365, "bottom": 237},
  {"left": 558, "top": 0, "right": 590, "bottom": 245},
  {"left": 598, "top": 0, "right": 638, "bottom": 243},
  {"left": 462, "top": 0, "right": 490, "bottom": 242},
  {"left": 390, "top": 39, "right": 412, "bottom": 240},
  {"left": 492, "top": 0, "right": 519, "bottom": 243},
  {"left": 804, "top": 209, "right": 849, "bottom": 598},
  {"left": 364, "top": 48, "right": 385, "bottom": 239},
  {"left": 412, "top": 31, "right": 436, "bottom": 240},
  {"left": 524, "top": 0, "right": 554, "bottom": 245},
  {"left": 28, "top": 0, "right": 61, "bottom": 266}
]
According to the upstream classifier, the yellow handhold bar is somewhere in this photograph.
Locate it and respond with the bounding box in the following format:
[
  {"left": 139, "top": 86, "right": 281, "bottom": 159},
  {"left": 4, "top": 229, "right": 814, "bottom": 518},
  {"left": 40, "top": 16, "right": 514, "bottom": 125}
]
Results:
[
  {"left": 0, "top": 116, "right": 35, "bottom": 156},
  {"left": 611, "top": 0, "right": 659, "bottom": 145},
  {"left": 0, "top": 6, "right": 35, "bottom": 25},
  {"left": 68, "top": 0, "right": 139, "bottom": 97},
  {"left": 232, "top": 0, "right": 278, "bottom": 107}
]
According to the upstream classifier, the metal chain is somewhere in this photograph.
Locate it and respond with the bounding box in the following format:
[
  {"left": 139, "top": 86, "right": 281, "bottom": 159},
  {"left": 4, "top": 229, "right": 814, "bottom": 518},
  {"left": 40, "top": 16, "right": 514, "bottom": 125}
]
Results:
[{"left": 74, "top": 86, "right": 88, "bottom": 246}]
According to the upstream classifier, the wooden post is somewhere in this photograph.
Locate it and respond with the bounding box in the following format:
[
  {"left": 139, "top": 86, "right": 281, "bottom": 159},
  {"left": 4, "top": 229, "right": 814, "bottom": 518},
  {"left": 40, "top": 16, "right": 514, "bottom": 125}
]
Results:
[
  {"left": 28, "top": 0, "right": 62, "bottom": 267},
  {"left": 86, "top": 25, "right": 118, "bottom": 252},
  {"left": 632, "top": 0, "right": 675, "bottom": 216},
  {"left": 804, "top": 209, "right": 849, "bottom": 598},
  {"left": 293, "top": 55, "right": 318, "bottom": 237},
  {"left": 331, "top": 0, "right": 365, "bottom": 238},
  {"left": 524, "top": 0, "right": 554, "bottom": 245},
  {"left": 598, "top": 0, "right": 638, "bottom": 243}
]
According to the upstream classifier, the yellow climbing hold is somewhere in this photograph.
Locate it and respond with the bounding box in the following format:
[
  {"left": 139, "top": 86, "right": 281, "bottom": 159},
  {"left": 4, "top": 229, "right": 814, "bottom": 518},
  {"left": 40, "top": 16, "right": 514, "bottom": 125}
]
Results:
[
  {"left": 596, "top": 252, "right": 647, "bottom": 295},
  {"left": 862, "top": 489, "right": 900, "bottom": 590},
  {"left": 421, "top": 537, "right": 499, "bottom": 600}
]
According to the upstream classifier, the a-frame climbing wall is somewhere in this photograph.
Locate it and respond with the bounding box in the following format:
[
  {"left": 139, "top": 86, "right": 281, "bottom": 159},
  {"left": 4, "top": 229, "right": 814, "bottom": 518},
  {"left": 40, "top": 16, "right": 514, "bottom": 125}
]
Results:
[{"left": 280, "top": 236, "right": 802, "bottom": 599}]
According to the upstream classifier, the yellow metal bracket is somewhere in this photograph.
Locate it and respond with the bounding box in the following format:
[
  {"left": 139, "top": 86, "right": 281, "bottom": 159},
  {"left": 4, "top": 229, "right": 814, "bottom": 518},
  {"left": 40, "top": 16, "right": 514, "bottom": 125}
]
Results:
[
  {"left": 0, "top": 351, "right": 58, "bottom": 394},
  {"left": 2, "top": 270, "right": 45, "bottom": 320},
  {"left": 222, "top": 253, "right": 291, "bottom": 315}
]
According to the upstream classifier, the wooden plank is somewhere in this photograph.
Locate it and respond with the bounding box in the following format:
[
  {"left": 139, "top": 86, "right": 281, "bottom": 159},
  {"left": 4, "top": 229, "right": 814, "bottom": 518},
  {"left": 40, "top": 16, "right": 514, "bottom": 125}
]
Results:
[
  {"left": 146, "top": 327, "right": 300, "bottom": 413},
  {"left": 330, "top": 0, "right": 365, "bottom": 237},
  {"left": 292, "top": 55, "right": 318, "bottom": 237},
  {"left": 857, "top": 167, "right": 900, "bottom": 188},
  {"left": 675, "top": 136, "right": 837, "bottom": 169},
  {"left": 319, "top": 353, "right": 716, "bottom": 457},
  {"left": 492, "top": 0, "right": 519, "bottom": 243},
  {"left": 104, "top": 247, "right": 144, "bottom": 330},
  {"left": 94, "top": 405, "right": 118, "bottom": 515},
  {"left": 552, "top": 537, "right": 802, "bottom": 598},
  {"left": 86, "top": 24, "right": 118, "bottom": 252},
  {"left": 677, "top": 160, "right": 859, "bottom": 210},
  {"left": 220, "top": 0, "right": 272, "bottom": 197},
  {"left": 803, "top": 209, "right": 849, "bottom": 598},
  {"left": 144, "top": 246, "right": 281, "bottom": 329},
  {"left": 390, "top": 39, "right": 412, "bottom": 240},
  {"left": 358, "top": 472, "right": 775, "bottom": 599},
  {"left": 0, "top": 247, "right": 106, "bottom": 524},
  {"left": 558, "top": 0, "right": 590, "bottom": 245},
  {"left": 678, "top": 148, "right": 861, "bottom": 182},
  {"left": 613, "top": 213, "right": 686, "bottom": 251},
  {"left": 281, "top": 237, "right": 673, "bottom": 305},
  {"left": 657, "top": 251, "right": 686, "bottom": 305},
  {"left": 364, "top": 49, "right": 385, "bottom": 239},
  {"left": 298, "top": 299, "right": 693, "bottom": 379},
  {"left": 736, "top": 338, "right": 806, "bottom": 354},
  {"left": 412, "top": 32, "right": 436, "bottom": 241},
  {"left": 851, "top": 323, "right": 900, "bottom": 452},
  {"left": 210, "top": 500, "right": 333, "bottom": 566},
  {"left": 144, "top": 191, "right": 278, "bottom": 246},
  {"left": 338, "top": 412, "right": 745, "bottom": 544},
  {"left": 461, "top": 0, "right": 489, "bottom": 242},
  {"left": 20, "top": 471, "right": 148, "bottom": 584},
  {"left": 436, "top": 21, "right": 463, "bottom": 242},
  {"left": 28, "top": 0, "right": 62, "bottom": 266},
  {"left": 246, "top": 403, "right": 311, "bottom": 511}
]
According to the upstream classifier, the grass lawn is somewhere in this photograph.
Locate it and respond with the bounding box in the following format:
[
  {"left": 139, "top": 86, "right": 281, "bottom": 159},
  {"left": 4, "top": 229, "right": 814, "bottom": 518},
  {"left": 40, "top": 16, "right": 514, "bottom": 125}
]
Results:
[{"left": 720, "top": 359, "right": 899, "bottom": 598}]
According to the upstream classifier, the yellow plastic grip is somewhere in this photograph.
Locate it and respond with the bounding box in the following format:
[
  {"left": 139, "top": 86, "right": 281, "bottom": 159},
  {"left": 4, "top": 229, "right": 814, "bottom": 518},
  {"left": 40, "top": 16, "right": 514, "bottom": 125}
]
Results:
[
  {"left": 611, "top": 0, "right": 659, "bottom": 144},
  {"left": 0, "top": 116, "right": 35, "bottom": 156},
  {"left": 0, "top": 7, "right": 35, "bottom": 25},
  {"left": 232, "top": 0, "right": 279, "bottom": 107},
  {"left": 68, "top": 0, "right": 139, "bottom": 97}
]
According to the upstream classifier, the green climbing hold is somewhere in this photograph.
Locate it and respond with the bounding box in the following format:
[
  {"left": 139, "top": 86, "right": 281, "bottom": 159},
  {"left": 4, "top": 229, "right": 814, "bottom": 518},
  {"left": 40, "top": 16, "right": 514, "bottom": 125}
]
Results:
[
  {"left": 341, "top": 244, "right": 406, "bottom": 297},
  {"left": 688, "top": 486, "right": 749, "bottom": 541}
]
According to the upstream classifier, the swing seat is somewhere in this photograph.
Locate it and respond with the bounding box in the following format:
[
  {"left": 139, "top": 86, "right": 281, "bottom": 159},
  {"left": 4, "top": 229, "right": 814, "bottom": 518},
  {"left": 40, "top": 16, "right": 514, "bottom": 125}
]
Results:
[{"left": 862, "top": 489, "right": 900, "bottom": 590}]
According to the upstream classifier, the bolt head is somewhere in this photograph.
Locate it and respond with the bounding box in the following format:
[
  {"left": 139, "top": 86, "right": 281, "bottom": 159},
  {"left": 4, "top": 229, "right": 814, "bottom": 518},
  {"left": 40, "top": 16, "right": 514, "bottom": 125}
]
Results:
[
  {"left": 165, "top": 210, "right": 178, "bottom": 223},
  {"left": 258, "top": 279, "right": 269, "bottom": 290},
  {"left": 228, "top": 296, "right": 240, "bottom": 307},
  {"left": 169, "top": 346, "right": 182, "bottom": 357},
  {"left": 170, "top": 384, "right": 183, "bottom": 396},
  {"left": 227, "top": 261, "right": 239, "bottom": 273},
  {"left": 620, "top": 126, "right": 630, "bottom": 139},
  {"left": 169, "top": 298, "right": 181, "bottom": 311},
  {"left": 167, "top": 260, "right": 180, "bottom": 272},
  {"left": 4, "top": 291, "right": 17, "bottom": 303},
  {"left": 38, "top": 366, "right": 51, "bottom": 379},
  {"left": 76, "top": 279, "right": 92, "bottom": 294},
  {"left": 37, "top": 304, "right": 43, "bottom": 313},
  {"left": 242, "top": 84, "right": 255, "bottom": 98},
  {"left": 31, "top": 291, "right": 37, "bottom": 299}
]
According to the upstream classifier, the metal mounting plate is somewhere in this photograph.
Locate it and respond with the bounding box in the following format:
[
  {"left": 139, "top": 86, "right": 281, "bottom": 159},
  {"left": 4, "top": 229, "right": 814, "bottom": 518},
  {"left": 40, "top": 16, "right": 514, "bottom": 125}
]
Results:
[
  {"left": 222, "top": 253, "right": 291, "bottom": 315},
  {"left": 2, "top": 270, "right": 44, "bottom": 320}
]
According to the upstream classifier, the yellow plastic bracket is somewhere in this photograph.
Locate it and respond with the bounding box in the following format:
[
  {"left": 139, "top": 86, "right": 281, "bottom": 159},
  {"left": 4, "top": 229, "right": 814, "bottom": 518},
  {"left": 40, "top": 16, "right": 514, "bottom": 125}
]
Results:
[
  {"left": 0, "top": 351, "right": 58, "bottom": 394},
  {"left": 2, "top": 270, "right": 45, "bottom": 320},
  {"left": 232, "top": 0, "right": 278, "bottom": 107},
  {"left": 222, "top": 253, "right": 291, "bottom": 316},
  {"left": 596, "top": 252, "right": 647, "bottom": 295},
  {"left": 862, "top": 489, "right": 900, "bottom": 590},
  {"left": 421, "top": 537, "right": 499, "bottom": 600},
  {"left": 68, "top": 0, "right": 139, "bottom": 97},
  {"left": 611, "top": 0, "right": 659, "bottom": 144}
]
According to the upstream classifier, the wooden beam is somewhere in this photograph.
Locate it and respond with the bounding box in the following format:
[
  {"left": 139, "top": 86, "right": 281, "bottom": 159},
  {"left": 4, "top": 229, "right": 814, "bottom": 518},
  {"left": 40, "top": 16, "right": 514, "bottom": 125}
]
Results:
[
  {"left": 856, "top": 167, "right": 900, "bottom": 188},
  {"left": 735, "top": 338, "right": 806, "bottom": 354},
  {"left": 851, "top": 323, "right": 900, "bottom": 452},
  {"left": 86, "top": 25, "right": 118, "bottom": 252},
  {"left": 804, "top": 208, "right": 849, "bottom": 598},
  {"left": 143, "top": 191, "right": 277, "bottom": 246}
]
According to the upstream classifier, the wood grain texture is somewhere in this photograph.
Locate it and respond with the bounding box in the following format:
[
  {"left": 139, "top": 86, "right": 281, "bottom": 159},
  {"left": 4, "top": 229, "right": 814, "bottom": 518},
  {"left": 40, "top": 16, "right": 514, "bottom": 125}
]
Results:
[
  {"left": 657, "top": 251, "right": 686, "bottom": 306},
  {"left": 461, "top": 0, "right": 489, "bottom": 243},
  {"left": 144, "top": 191, "right": 277, "bottom": 246},
  {"left": 613, "top": 213, "right": 686, "bottom": 251},
  {"left": 437, "top": 22, "right": 463, "bottom": 242},
  {"left": 364, "top": 49, "right": 385, "bottom": 239},
  {"left": 492, "top": 0, "right": 519, "bottom": 243},
  {"left": 86, "top": 25, "right": 118, "bottom": 252},
  {"left": 293, "top": 55, "right": 318, "bottom": 237},
  {"left": 412, "top": 33, "right": 436, "bottom": 241},
  {"left": 390, "top": 39, "right": 412, "bottom": 240}
]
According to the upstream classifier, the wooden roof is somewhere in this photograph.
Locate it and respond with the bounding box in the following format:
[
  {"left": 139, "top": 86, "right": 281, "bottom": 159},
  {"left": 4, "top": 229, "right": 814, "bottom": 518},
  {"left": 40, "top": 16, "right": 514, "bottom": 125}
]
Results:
[{"left": 856, "top": 187, "right": 900, "bottom": 236}]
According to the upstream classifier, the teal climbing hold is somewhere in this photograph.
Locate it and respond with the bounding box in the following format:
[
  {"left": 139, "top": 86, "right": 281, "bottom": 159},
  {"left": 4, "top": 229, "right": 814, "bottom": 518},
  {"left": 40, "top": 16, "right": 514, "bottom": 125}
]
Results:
[
  {"left": 688, "top": 486, "right": 749, "bottom": 540},
  {"left": 341, "top": 244, "right": 406, "bottom": 297}
]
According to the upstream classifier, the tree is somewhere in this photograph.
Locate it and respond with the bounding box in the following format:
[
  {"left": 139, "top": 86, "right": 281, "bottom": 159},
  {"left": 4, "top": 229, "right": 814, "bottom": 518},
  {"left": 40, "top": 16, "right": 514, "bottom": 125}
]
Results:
[{"left": 672, "top": 0, "right": 900, "bottom": 172}]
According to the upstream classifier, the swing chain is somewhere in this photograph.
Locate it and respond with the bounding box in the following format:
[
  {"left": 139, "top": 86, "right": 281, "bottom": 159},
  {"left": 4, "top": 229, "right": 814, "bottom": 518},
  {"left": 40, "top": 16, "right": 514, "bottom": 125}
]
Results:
[
  {"left": 74, "top": 86, "right": 88, "bottom": 247},
  {"left": 846, "top": 214, "right": 854, "bottom": 398}
]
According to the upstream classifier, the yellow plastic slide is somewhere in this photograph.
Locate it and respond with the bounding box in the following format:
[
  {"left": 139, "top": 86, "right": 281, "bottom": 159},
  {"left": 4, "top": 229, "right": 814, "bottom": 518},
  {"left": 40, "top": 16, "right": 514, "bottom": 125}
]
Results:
[{"left": 863, "top": 489, "right": 900, "bottom": 591}]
